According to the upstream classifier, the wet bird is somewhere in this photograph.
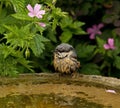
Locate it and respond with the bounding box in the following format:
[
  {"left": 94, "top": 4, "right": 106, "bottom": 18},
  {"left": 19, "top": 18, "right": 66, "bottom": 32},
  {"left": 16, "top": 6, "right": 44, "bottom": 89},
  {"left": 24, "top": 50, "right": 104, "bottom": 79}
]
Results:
[{"left": 53, "top": 43, "right": 80, "bottom": 76}]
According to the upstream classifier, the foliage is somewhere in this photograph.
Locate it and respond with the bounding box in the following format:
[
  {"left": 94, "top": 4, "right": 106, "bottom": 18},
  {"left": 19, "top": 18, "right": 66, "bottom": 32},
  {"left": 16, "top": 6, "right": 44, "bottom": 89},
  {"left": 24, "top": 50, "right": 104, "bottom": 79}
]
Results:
[
  {"left": 0, "top": 0, "right": 85, "bottom": 76},
  {"left": 56, "top": 0, "right": 120, "bottom": 78},
  {"left": 0, "top": 0, "right": 120, "bottom": 78},
  {"left": 0, "top": 44, "right": 33, "bottom": 76}
]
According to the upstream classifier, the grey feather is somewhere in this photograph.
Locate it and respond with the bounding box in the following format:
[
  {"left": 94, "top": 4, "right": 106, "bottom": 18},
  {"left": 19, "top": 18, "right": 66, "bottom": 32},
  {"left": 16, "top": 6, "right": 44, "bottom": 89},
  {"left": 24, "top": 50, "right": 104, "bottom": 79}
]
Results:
[{"left": 55, "top": 43, "right": 74, "bottom": 52}]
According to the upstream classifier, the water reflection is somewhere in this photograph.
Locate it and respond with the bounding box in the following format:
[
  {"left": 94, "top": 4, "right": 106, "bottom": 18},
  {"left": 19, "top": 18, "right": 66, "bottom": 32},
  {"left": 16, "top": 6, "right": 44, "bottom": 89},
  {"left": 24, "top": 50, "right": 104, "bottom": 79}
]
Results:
[{"left": 0, "top": 93, "right": 105, "bottom": 108}]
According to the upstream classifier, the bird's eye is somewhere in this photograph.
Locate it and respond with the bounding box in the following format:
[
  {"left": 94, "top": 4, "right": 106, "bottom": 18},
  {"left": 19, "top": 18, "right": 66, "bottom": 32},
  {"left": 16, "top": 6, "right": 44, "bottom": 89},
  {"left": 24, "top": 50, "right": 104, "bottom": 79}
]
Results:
[
  {"left": 57, "top": 52, "right": 62, "bottom": 58},
  {"left": 70, "top": 47, "right": 74, "bottom": 51},
  {"left": 57, "top": 52, "right": 68, "bottom": 59}
]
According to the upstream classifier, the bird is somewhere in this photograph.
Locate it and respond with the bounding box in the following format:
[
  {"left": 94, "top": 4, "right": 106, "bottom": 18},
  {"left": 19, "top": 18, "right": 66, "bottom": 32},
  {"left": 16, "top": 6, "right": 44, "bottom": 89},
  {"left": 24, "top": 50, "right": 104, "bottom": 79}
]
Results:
[{"left": 53, "top": 43, "right": 80, "bottom": 76}]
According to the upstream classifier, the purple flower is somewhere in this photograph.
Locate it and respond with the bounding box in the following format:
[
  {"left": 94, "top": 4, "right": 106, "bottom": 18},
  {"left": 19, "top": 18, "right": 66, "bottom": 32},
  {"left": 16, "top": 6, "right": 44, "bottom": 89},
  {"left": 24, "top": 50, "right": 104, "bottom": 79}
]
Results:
[
  {"left": 27, "top": 4, "right": 45, "bottom": 19},
  {"left": 37, "top": 22, "right": 46, "bottom": 27},
  {"left": 87, "top": 23, "right": 104, "bottom": 39},
  {"left": 104, "top": 38, "right": 115, "bottom": 50}
]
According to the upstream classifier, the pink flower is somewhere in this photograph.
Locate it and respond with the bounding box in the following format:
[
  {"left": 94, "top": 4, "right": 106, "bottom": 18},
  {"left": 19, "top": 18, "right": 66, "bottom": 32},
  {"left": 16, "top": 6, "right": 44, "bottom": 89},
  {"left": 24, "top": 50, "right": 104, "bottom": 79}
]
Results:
[
  {"left": 106, "top": 89, "right": 116, "bottom": 94},
  {"left": 104, "top": 38, "right": 115, "bottom": 50},
  {"left": 27, "top": 4, "right": 45, "bottom": 19},
  {"left": 87, "top": 23, "right": 104, "bottom": 39},
  {"left": 37, "top": 22, "right": 46, "bottom": 27}
]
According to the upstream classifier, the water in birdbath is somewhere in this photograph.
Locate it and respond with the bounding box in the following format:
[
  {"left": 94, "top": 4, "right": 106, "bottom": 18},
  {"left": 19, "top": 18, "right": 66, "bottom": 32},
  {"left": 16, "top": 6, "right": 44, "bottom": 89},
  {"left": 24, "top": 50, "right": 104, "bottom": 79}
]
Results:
[
  {"left": 0, "top": 73, "right": 119, "bottom": 108},
  {"left": 0, "top": 94, "right": 105, "bottom": 108}
]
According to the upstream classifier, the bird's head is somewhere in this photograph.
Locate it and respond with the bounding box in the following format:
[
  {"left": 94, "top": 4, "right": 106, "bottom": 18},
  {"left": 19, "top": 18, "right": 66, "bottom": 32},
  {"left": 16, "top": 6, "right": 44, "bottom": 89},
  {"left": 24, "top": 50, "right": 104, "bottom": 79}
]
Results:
[{"left": 54, "top": 43, "right": 77, "bottom": 59}]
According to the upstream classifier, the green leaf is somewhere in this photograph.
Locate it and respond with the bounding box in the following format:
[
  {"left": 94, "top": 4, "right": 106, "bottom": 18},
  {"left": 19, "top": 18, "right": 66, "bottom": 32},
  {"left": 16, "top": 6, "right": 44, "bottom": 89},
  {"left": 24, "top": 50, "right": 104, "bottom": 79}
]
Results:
[
  {"left": 4, "top": 24, "right": 34, "bottom": 48},
  {"left": 76, "top": 44, "right": 96, "bottom": 59},
  {"left": 30, "top": 34, "right": 49, "bottom": 57},
  {"left": 50, "top": 6, "right": 68, "bottom": 31},
  {"left": 0, "top": 44, "right": 34, "bottom": 76},
  {"left": 71, "top": 21, "right": 86, "bottom": 35},
  {"left": 1, "top": 44, "right": 33, "bottom": 70},
  {"left": 60, "top": 16, "right": 86, "bottom": 35},
  {"left": 12, "top": 13, "right": 33, "bottom": 21},
  {"left": 35, "top": 24, "right": 45, "bottom": 34},
  {"left": 52, "top": 18, "right": 58, "bottom": 31},
  {"left": 96, "top": 37, "right": 105, "bottom": 54},
  {"left": 52, "top": 7, "right": 67, "bottom": 18},
  {"left": 17, "top": 57, "right": 34, "bottom": 72},
  {"left": 0, "top": 9, "right": 18, "bottom": 33},
  {"left": 0, "top": 44, "right": 15, "bottom": 59},
  {"left": 113, "top": 38, "right": 120, "bottom": 55},
  {"left": 96, "top": 37, "right": 105, "bottom": 48},
  {"left": 114, "top": 56, "right": 120, "bottom": 69},
  {"left": 73, "top": 28, "right": 86, "bottom": 35},
  {"left": 60, "top": 30, "right": 72, "bottom": 42},
  {"left": 0, "top": 56, "right": 18, "bottom": 77},
  {"left": 10, "top": 0, "right": 26, "bottom": 12},
  {"left": 60, "top": 16, "right": 73, "bottom": 29},
  {"left": 46, "top": 28, "right": 57, "bottom": 42},
  {"left": 81, "top": 63, "right": 100, "bottom": 75},
  {"left": 73, "top": 21, "right": 85, "bottom": 27}
]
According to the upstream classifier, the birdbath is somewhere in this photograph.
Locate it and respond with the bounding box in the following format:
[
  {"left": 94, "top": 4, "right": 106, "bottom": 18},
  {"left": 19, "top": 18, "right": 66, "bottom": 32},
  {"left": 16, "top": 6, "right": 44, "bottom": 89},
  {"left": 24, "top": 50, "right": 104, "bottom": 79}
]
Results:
[{"left": 0, "top": 73, "right": 120, "bottom": 108}]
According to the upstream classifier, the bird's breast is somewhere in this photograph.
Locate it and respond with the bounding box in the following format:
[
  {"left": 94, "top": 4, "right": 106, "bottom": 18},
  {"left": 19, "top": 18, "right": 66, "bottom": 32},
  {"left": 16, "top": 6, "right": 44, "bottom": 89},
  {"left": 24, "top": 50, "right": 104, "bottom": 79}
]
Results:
[{"left": 53, "top": 55, "right": 80, "bottom": 74}]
